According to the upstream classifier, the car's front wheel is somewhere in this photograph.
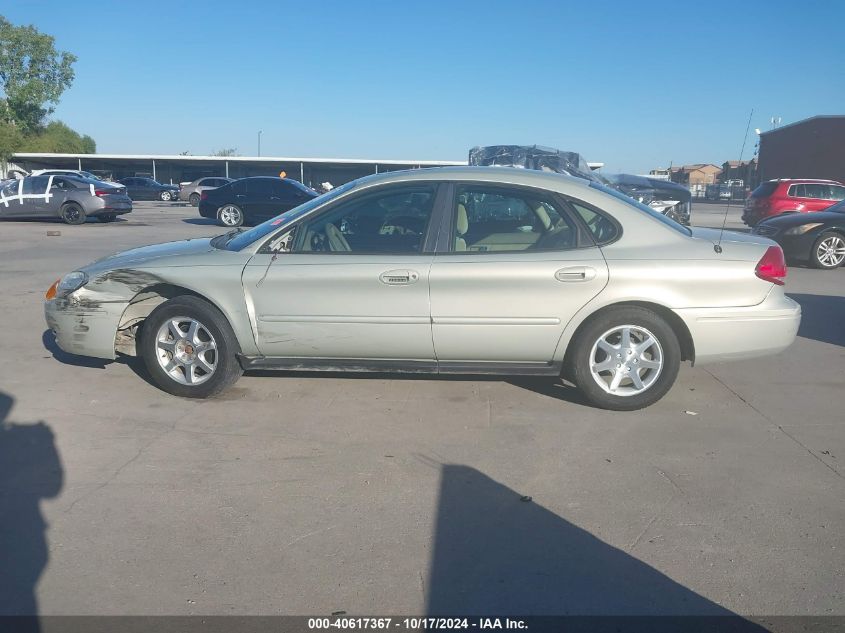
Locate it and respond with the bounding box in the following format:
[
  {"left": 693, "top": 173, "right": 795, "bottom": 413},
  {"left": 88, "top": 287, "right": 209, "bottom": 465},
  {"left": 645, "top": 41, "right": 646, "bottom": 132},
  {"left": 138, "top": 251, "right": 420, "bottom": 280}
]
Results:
[
  {"left": 217, "top": 204, "right": 244, "bottom": 227},
  {"left": 160, "top": 191, "right": 173, "bottom": 201},
  {"left": 189, "top": 193, "right": 200, "bottom": 207},
  {"left": 569, "top": 306, "right": 680, "bottom": 411},
  {"left": 810, "top": 232, "right": 845, "bottom": 269},
  {"left": 140, "top": 296, "right": 242, "bottom": 398}
]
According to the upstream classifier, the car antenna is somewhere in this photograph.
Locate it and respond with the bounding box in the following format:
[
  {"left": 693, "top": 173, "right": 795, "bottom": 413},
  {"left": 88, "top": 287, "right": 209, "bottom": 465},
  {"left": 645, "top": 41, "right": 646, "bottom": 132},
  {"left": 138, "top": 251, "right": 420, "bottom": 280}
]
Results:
[{"left": 715, "top": 108, "right": 754, "bottom": 254}]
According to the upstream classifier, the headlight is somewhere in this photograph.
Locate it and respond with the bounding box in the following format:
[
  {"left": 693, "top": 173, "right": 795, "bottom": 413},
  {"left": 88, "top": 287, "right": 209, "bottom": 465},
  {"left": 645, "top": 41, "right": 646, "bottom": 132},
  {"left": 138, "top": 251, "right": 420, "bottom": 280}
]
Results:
[
  {"left": 52, "top": 271, "right": 89, "bottom": 298},
  {"left": 784, "top": 223, "right": 823, "bottom": 235}
]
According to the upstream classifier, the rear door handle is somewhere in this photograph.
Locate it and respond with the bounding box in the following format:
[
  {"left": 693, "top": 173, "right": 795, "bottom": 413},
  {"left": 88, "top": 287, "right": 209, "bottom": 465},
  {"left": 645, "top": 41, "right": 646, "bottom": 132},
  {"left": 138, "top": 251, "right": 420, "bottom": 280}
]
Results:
[
  {"left": 555, "top": 266, "right": 597, "bottom": 282},
  {"left": 379, "top": 269, "right": 420, "bottom": 285}
]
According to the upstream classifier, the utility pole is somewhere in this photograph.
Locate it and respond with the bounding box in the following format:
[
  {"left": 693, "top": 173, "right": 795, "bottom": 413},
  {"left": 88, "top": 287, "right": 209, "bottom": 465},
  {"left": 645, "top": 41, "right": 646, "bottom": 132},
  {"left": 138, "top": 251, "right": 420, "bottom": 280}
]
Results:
[{"left": 258, "top": 130, "right": 262, "bottom": 157}]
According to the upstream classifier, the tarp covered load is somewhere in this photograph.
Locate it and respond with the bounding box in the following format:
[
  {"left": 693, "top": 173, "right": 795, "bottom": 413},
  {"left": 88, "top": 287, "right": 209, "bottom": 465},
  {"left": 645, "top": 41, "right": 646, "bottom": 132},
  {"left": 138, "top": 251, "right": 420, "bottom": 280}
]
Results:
[{"left": 468, "top": 145, "right": 601, "bottom": 183}]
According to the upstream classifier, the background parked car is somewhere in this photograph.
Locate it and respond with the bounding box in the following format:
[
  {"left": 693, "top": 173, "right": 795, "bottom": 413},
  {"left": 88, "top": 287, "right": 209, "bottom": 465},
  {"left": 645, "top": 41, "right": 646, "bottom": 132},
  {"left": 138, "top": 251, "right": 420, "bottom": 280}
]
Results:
[
  {"left": 32, "top": 169, "right": 101, "bottom": 180},
  {"left": 0, "top": 175, "right": 132, "bottom": 224},
  {"left": 198, "top": 176, "right": 318, "bottom": 226},
  {"left": 743, "top": 178, "right": 845, "bottom": 226},
  {"left": 753, "top": 198, "right": 845, "bottom": 269},
  {"left": 118, "top": 177, "right": 180, "bottom": 202},
  {"left": 179, "top": 177, "right": 234, "bottom": 206}
]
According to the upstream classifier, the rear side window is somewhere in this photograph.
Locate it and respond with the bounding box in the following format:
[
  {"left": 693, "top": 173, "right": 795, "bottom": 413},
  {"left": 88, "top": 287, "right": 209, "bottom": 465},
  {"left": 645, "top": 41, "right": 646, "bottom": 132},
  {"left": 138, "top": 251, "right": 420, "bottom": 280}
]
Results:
[
  {"left": 588, "top": 181, "right": 690, "bottom": 235},
  {"left": 569, "top": 200, "right": 620, "bottom": 245},
  {"left": 788, "top": 184, "right": 805, "bottom": 198},
  {"left": 22, "top": 176, "right": 50, "bottom": 194},
  {"left": 751, "top": 182, "right": 778, "bottom": 197},
  {"left": 825, "top": 185, "right": 845, "bottom": 200}
]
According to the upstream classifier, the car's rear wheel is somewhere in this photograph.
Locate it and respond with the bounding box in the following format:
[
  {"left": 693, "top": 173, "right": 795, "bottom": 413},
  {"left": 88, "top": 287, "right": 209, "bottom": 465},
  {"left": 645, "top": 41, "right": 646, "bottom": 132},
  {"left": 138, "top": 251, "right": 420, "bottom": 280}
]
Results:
[
  {"left": 140, "top": 296, "right": 242, "bottom": 398},
  {"left": 160, "top": 191, "right": 172, "bottom": 202},
  {"left": 60, "top": 202, "right": 86, "bottom": 225},
  {"left": 810, "top": 232, "right": 845, "bottom": 269},
  {"left": 98, "top": 213, "right": 117, "bottom": 223},
  {"left": 570, "top": 306, "right": 680, "bottom": 411},
  {"left": 189, "top": 193, "right": 200, "bottom": 207},
  {"left": 218, "top": 204, "right": 244, "bottom": 227}
]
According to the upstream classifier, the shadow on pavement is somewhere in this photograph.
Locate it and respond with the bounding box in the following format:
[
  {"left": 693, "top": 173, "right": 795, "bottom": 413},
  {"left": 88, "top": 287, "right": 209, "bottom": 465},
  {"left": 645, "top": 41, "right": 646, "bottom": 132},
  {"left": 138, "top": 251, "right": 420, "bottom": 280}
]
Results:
[
  {"left": 41, "top": 330, "right": 111, "bottom": 369},
  {"left": 426, "top": 464, "right": 766, "bottom": 630},
  {"left": 0, "top": 391, "right": 63, "bottom": 630},
  {"left": 181, "top": 218, "right": 218, "bottom": 226},
  {"left": 789, "top": 293, "right": 845, "bottom": 347}
]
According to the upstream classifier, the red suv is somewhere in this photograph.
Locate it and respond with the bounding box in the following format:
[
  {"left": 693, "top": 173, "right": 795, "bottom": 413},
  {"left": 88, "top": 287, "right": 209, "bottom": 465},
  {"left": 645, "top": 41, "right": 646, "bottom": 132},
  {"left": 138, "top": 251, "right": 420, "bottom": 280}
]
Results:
[{"left": 743, "top": 179, "right": 845, "bottom": 226}]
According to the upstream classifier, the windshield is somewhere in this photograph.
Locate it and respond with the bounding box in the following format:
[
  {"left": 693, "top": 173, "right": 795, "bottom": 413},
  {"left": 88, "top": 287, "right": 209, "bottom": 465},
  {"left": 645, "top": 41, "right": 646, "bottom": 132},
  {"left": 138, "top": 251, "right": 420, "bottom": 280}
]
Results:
[
  {"left": 216, "top": 180, "right": 357, "bottom": 251},
  {"left": 589, "top": 181, "right": 691, "bottom": 235}
]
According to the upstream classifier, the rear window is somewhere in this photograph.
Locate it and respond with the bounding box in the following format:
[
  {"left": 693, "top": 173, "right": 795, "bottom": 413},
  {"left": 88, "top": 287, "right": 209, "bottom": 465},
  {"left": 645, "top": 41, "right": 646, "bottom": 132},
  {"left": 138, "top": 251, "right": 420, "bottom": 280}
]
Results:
[
  {"left": 751, "top": 182, "right": 778, "bottom": 198},
  {"left": 588, "top": 181, "right": 690, "bottom": 235}
]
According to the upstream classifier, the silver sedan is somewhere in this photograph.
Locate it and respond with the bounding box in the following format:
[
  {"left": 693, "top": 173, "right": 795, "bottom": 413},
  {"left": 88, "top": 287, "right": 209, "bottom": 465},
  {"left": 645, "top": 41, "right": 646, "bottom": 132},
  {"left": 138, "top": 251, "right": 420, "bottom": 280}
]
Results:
[{"left": 44, "top": 167, "right": 800, "bottom": 410}]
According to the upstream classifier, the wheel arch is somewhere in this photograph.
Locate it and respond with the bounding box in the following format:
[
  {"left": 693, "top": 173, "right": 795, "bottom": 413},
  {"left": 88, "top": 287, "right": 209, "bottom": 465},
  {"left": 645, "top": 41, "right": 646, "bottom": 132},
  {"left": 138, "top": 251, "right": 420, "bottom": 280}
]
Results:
[
  {"left": 560, "top": 300, "right": 695, "bottom": 377},
  {"left": 114, "top": 283, "right": 242, "bottom": 356}
]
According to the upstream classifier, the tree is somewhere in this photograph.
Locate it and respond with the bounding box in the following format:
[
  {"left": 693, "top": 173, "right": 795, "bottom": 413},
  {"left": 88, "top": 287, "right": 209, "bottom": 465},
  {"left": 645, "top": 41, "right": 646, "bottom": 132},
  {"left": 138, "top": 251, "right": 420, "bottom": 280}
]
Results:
[
  {"left": 213, "top": 148, "right": 239, "bottom": 157},
  {"left": 19, "top": 121, "right": 96, "bottom": 153},
  {"left": 0, "top": 119, "right": 23, "bottom": 162},
  {"left": 0, "top": 16, "right": 77, "bottom": 133}
]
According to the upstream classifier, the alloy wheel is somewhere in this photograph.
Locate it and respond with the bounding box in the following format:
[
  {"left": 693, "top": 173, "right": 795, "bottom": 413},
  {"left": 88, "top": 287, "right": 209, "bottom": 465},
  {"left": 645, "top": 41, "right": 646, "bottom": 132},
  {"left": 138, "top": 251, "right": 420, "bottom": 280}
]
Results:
[
  {"left": 589, "top": 325, "right": 663, "bottom": 396},
  {"left": 155, "top": 316, "right": 218, "bottom": 385},
  {"left": 218, "top": 205, "right": 243, "bottom": 226},
  {"left": 816, "top": 235, "right": 845, "bottom": 268}
]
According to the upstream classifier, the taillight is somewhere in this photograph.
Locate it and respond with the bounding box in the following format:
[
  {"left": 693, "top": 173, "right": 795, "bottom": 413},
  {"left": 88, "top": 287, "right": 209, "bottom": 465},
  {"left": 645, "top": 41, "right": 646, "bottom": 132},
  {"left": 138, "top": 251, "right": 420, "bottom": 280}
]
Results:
[
  {"left": 200, "top": 191, "right": 208, "bottom": 201},
  {"left": 755, "top": 245, "right": 787, "bottom": 285},
  {"left": 94, "top": 189, "right": 111, "bottom": 197}
]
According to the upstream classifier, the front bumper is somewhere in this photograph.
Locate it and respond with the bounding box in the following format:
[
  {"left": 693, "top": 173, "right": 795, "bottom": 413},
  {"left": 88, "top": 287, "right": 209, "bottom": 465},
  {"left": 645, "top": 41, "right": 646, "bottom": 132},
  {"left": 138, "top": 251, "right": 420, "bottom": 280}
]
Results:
[
  {"left": 44, "top": 293, "right": 128, "bottom": 360},
  {"left": 673, "top": 289, "right": 801, "bottom": 365}
]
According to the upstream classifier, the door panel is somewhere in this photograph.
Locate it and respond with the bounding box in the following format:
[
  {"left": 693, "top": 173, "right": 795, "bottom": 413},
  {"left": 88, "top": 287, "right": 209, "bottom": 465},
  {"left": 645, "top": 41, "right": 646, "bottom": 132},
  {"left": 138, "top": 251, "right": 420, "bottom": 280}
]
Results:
[
  {"left": 430, "top": 183, "right": 609, "bottom": 363},
  {"left": 241, "top": 182, "right": 444, "bottom": 360},
  {"left": 430, "top": 250, "right": 608, "bottom": 362},
  {"left": 242, "top": 254, "right": 435, "bottom": 359}
]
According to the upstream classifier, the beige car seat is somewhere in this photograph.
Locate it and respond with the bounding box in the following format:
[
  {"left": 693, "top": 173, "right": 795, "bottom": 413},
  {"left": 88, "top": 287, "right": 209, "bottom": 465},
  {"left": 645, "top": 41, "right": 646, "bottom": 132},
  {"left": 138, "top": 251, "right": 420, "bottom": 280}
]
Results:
[{"left": 455, "top": 203, "right": 468, "bottom": 251}]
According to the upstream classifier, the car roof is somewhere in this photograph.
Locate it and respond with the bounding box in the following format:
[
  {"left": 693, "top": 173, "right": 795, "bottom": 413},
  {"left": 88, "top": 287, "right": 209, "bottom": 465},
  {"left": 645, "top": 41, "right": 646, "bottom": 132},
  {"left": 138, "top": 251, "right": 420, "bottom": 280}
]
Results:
[
  {"left": 771, "top": 178, "right": 844, "bottom": 184},
  {"left": 350, "top": 165, "right": 592, "bottom": 190}
]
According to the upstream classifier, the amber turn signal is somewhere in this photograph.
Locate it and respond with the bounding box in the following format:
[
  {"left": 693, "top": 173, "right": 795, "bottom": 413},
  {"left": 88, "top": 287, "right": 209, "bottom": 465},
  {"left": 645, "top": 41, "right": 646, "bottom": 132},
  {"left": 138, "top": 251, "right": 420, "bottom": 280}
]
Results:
[{"left": 45, "top": 279, "right": 60, "bottom": 300}]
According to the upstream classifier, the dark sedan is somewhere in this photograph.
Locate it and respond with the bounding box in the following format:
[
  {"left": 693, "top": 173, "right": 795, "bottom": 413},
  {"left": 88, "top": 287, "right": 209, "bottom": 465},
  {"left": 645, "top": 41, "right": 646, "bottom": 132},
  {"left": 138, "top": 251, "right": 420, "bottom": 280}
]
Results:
[
  {"left": 752, "top": 200, "right": 845, "bottom": 269},
  {"left": 118, "top": 177, "right": 180, "bottom": 202},
  {"left": 198, "top": 177, "right": 318, "bottom": 226}
]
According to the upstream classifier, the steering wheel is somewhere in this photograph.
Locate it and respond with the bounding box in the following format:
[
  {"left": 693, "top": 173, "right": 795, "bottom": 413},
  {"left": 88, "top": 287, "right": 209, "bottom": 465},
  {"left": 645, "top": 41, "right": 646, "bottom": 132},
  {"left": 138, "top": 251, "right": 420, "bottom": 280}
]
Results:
[{"left": 324, "top": 222, "right": 351, "bottom": 252}]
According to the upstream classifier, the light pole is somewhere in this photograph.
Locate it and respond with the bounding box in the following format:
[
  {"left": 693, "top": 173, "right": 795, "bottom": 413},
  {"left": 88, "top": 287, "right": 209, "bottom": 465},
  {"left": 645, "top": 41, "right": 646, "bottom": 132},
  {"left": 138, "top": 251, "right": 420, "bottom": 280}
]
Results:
[{"left": 258, "top": 130, "right": 262, "bottom": 157}]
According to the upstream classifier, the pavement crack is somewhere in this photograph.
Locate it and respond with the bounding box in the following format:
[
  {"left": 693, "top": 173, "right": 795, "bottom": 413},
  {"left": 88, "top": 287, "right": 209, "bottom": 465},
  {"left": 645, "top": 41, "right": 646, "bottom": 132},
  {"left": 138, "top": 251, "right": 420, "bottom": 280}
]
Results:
[{"left": 705, "top": 369, "right": 844, "bottom": 481}]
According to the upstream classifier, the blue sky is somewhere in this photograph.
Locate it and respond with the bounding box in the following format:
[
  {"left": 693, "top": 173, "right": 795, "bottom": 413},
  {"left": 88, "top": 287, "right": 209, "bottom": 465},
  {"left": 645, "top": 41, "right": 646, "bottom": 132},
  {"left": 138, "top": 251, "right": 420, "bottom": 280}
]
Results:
[{"left": 6, "top": 0, "right": 844, "bottom": 173}]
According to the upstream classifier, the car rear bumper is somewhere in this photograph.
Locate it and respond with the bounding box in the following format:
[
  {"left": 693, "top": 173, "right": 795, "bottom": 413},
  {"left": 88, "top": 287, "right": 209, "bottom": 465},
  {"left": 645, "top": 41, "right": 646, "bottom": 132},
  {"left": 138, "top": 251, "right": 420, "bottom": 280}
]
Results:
[
  {"left": 44, "top": 295, "right": 126, "bottom": 360},
  {"left": 673, "top": 289, "right": 801, "bottom": 365}
]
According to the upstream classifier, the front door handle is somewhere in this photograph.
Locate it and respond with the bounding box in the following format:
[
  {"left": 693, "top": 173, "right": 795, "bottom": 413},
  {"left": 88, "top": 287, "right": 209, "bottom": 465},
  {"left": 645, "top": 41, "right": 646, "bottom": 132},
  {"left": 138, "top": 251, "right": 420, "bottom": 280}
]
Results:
[
  {"left": 555, "top": 266, "right": 597, "bottom": 282},
  {"left": 379, "top": 269, "right": 420, "bottom": 285}
]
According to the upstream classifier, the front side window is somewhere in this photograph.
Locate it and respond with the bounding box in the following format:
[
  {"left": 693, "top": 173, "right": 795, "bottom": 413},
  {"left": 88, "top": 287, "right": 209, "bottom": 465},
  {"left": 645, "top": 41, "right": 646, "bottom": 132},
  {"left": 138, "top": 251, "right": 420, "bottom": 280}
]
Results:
[
  {"left": 452, "top": 185, "right": 578, "bottom": 252},
  {"left": 825, "top": 185, "right": 845, "bottom": 200},
  {"left": 295, "top": 186, "right": 436, "bottom": 253}
]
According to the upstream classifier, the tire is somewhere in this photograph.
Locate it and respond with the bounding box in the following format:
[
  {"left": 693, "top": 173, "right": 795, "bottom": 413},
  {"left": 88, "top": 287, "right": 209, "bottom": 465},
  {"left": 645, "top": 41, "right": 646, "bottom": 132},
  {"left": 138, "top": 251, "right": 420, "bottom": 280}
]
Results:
[
  {"left": 98, "top": 213, "right": 117, "bottom": 223},
  {"left": 569, "top": 306, "right": 681, "bottom": 411},
  {"left": 189, "top": 193, "right": 200, "bottom": 207},
  {"left": 160, "top": 190, "right": 173, "bottom": 202},
  {"left": 140, "top": 295, "right": 243, "bottom": 398},
  {"left": 60, "top": 202, "right": 86, "bottom": 225},
  {"left": 217, "top": 204, "right": 244, "bottom": 227},
  {"left": 810, "top": 231, "right": 845, "bottom": 269}
]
